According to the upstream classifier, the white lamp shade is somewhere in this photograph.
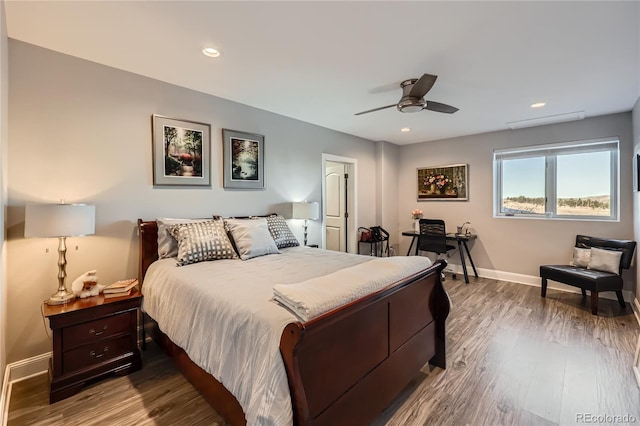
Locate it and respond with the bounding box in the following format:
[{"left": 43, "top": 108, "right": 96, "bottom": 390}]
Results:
[
  {"left": 24, "top": 204, "right": 96, "bottom": 238},
  {"left": 292, "top": 201, "right": 319, "bottom": 220}
]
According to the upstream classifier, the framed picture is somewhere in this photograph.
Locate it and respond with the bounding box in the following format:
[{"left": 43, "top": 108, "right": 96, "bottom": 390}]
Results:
[
  {"left": 222, "top": 129, "right": 265, "bottom": 189},
  {"left": 417, "top": 163, "right": 468, "bottom": 201},
  {"left": 152, "top": 115, "right": 210, "bottom": 186},
  {"left": 636, "top": 154, "right": 640, "bottom": 192}
]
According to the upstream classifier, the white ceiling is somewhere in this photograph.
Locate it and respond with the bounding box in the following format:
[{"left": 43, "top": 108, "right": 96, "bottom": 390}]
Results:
[{"left": 5, "top": 1, "right": 640, "bottom": 145}]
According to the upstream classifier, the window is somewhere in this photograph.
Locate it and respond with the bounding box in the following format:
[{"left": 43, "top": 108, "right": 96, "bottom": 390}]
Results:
[{"left": 494, "top": 137, "right": 619, "bottom": 220}]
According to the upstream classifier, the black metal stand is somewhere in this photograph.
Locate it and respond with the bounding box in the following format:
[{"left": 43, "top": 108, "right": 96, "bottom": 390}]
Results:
[{"left": 358, "top": 238, "right": 389, "bottom": 257}]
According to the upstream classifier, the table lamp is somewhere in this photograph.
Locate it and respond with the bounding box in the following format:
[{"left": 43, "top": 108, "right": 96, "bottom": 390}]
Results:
[
  {"left": 291, "top": 201, "right": 319, "bottom": 246},
  {"left": 25, "top": 203, "right": 96, "bottom": 305}
]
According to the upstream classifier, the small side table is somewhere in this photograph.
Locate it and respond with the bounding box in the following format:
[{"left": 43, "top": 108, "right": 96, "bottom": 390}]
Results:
[{"left": 43, "top": 290, "right": 142, "bottom": 403}]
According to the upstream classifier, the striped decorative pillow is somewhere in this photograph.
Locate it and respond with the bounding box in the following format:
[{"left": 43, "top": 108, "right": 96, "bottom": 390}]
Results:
[
  {"left": 169, "top": 219, "right": 238, "bottom": 266},
  {"left": 156, "top": 217, "right": 211, "bottom": 258},
  {"left": 266, "top": 215, "right": 300, "bottom": 248}
]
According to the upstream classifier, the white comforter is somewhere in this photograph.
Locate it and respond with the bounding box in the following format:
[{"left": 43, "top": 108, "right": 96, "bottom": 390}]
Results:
[{"left": 141, "top": 247, "right": 431, "bottom": 425}]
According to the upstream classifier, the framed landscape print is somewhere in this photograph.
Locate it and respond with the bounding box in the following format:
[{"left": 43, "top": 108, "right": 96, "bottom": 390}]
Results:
[
  {"left": 417, "top": 163, "right": 468, "bottom": 201},
  {"left": 636, "top": 153, "right": 640, "bottom": 192},
  {"left": 152, "top": 115, "right": 211, "bottom": 186},
  {"left": 222, "top": 129, "right": 265, "bottom": 189}
]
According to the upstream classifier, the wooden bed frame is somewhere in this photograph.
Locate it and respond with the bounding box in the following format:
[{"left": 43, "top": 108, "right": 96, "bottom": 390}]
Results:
[{"left": 137, "top": 219, "right": 450, "bottom": 425}]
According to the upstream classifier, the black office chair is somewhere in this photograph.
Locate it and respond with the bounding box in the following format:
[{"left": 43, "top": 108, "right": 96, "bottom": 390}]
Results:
[{"left": 416, "top": 219, "right": 457, "bottom": 264}]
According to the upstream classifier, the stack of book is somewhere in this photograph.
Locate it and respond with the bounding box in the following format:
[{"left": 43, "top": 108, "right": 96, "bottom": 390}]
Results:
[{"left": 103, "top": 278, "right": 138, "bottom": 298}]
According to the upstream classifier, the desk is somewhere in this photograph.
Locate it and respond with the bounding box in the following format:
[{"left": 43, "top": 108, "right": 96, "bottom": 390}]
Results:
[{"left": 402, "top": 231, "right": 479, "bottom": 284}]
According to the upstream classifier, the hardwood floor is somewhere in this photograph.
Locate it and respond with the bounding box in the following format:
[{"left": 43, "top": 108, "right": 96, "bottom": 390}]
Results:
[{"left": 8, "top": 276, "right": 640, "bottom": 425}]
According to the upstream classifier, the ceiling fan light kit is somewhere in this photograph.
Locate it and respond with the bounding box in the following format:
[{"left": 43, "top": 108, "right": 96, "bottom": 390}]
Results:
[
  {"left": 355, "top": 73, "right": 459, "bottom": 116},
  {"left": 397, "top": 99, "right": 425, "bottom": 113}
]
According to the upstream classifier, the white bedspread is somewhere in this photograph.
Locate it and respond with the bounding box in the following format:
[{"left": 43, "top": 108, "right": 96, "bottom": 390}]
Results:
[
  {"left": 141, "top": 247, "right": 431, "bottom": 425},
  {"left": 273, "top": 256, "right": 432, "bottom": 322}
]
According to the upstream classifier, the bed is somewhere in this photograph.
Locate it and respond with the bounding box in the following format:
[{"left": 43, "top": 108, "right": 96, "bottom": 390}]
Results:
[{"left": 137, "top": 218, "right": 450, "bottom": 425}]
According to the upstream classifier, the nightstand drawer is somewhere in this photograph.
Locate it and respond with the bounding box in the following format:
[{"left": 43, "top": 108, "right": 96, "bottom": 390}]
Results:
[
  {"left": 63, "top": 312, "right": 131, "bottom": 349},
  {"left": 63, "top": 334, "right": 132, "bottom": 374}
]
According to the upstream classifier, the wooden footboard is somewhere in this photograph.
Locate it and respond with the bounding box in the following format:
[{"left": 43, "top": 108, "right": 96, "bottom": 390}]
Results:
[
  {"left": 279, "top": 260, "right": 448, "bottom": 425},
  {"left": 138, "top": 219, "right": 449, "bottom": 425}
]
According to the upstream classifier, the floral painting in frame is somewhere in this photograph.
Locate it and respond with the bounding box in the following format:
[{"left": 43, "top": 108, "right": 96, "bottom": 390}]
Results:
[
  {"left": 417, "top": 164, "right": 468, "bottom": 201},
  {"left": 152, "top": 114, "right": 211, "bottom": 186}
]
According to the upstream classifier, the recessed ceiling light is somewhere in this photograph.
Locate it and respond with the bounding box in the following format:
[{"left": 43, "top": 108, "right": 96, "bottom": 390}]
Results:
[
  {"left": 401, "top": 127, "right": 411, "bottom": 132},
  {"left": 530, "top": 102, "right": 546, "bottom": 108},
  {"left": 202, "top": 47, "right": 221, "bottom": 58}
]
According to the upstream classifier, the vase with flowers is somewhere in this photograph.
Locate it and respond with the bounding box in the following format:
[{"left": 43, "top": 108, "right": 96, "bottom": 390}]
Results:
[{"left": 411, "top": 209, "right": 423, "bottom": 232}]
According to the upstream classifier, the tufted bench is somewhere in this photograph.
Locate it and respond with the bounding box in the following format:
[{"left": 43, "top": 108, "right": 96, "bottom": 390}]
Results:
[{"left": 540, "top": 235, "right": 636, "bottom": 315}]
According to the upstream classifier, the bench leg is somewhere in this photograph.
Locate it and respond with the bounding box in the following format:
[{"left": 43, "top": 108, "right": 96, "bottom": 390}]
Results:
[
  {"left": 581, "top": 288, "right": 587, "bottom": 298},
  {"left": 591, "top": 291, "right": 599, "bottom": 315},
  {"left": 541, "top": 277, "right": 547, "bottom": 297},
  {"left": 615, "top": 290, "right": 626, "bottom": 308}
]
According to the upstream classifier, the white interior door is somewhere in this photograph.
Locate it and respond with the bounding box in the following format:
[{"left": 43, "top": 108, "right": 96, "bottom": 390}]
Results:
[{"left": 325, "top": 161, "right": 347, "bottom": 252}]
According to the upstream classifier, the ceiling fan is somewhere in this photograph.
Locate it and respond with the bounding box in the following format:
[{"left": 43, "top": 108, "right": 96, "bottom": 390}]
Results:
[{"left": 355, "top": 73, "right": 459, "bottom": 116}]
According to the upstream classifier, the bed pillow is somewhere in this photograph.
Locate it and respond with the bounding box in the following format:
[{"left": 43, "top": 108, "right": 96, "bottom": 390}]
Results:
[
  {"left": 225, "top": 218, "right": 280, "bottom": 260},
  {"left": 569, "top": 247, "right": 591, "bottom": 268},
  {"left": 156, "top": 217, "right": 210, "bottom": 258},
  {"left": 587, "top": 247, "right": 622, "bottom": 275},
  {"left": 168, "top": 219, "right": 238, "bottom": 266},
  {"left": 266, "top": 215, "right": 300, "bottom": 248}
]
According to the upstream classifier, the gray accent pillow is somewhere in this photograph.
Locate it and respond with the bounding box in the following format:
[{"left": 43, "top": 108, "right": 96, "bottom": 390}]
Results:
[
  {"left": 587, "top": 247, "right": 622, "bottom": 275},
  {"left": 266, "top": 215, "right": 300, "bottom": 248},
  {"left": 168, "top": 219, "right": 238, "bottom": 266},
  {"left": 225, "top": 218, "right": 280, "bottom": 260},
  {"left": 569, "top": 247, "right": 591, "bottom": 268},
  {"left": 157, "top": 217, "right": 210, "bottom": 258}
]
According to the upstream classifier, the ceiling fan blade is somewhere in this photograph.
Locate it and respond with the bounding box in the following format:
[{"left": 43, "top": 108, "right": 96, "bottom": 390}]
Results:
[
  {"left": 369, "top": 81, "right": 403, "bottom": 94},
  {"left": 354, "top": 104, "right": 397, "bottom": 116},
  {"left": 409, "top": 73, "right": 437, "bottom": 98},
  {"left": 424, "top": 100, "right": 459, "bottom": 114}
]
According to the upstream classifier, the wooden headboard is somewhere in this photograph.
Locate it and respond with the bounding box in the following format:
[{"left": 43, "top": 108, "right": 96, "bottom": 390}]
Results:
[{"left": 138, "top": 219, "right": 159, "bottom": 287}]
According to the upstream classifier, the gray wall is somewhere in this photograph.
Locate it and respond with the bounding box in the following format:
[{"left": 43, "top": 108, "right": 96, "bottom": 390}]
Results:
[
  {"left": 6, "top": 40, "right": 379, "bottom": 363},
  {"left": 375, "top": 140, "right": 400, "bottom": 251},
  {"left": 0, "top": 0, "right": 7, "bottom": 387},
  {"left": 633, "top": 96, "right": 640, "bottom": 302},
  {"left": 398, "top": 113, "right": 635, "bottom": 290}
]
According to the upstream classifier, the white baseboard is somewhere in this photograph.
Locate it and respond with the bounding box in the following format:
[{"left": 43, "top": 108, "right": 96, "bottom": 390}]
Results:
[
  {"left": 0, "top": 365, "right": 9, "bottom": 426},
  {"left": 634, "top": 298, "right": 640, "bottom": 326},
  {"left": 0, "top": 352, "right": 51, "bottom": 426},
  {"left": 446, "top": 262, "right": 636, "bottom": 303},
  {"left": 633, "top": 328, "right": 640, "bottom": 389},
  {"left": 5, "top": 352, "right": 50, "bottom": 384}
]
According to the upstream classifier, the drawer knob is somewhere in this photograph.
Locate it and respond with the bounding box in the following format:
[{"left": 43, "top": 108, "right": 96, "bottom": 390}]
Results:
[
  {"left": 90, "top": 346, "right": 109, "bottom": 358},
  {"left": 89, "top": 325, "right": 108, "bottom": 336}
]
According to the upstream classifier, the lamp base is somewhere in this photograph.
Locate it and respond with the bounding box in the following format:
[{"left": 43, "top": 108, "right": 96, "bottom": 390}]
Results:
[{"left": 46, "top": 289, "right": 75, "bottom": 305}]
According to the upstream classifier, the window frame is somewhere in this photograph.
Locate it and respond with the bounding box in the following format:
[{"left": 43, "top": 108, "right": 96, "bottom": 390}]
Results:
[{"left": 493, "top": 137, "right": 619, "bottom": 221}]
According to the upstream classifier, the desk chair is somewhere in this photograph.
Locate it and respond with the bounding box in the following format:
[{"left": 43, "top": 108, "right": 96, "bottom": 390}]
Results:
[{"left": 417, "top": 219, "right": 457, "bottom": 278}]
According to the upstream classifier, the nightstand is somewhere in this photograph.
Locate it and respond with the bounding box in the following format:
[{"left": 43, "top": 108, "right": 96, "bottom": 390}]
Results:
[{"left": 43, "top": 290, "right": 142, "bottom": 403}]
